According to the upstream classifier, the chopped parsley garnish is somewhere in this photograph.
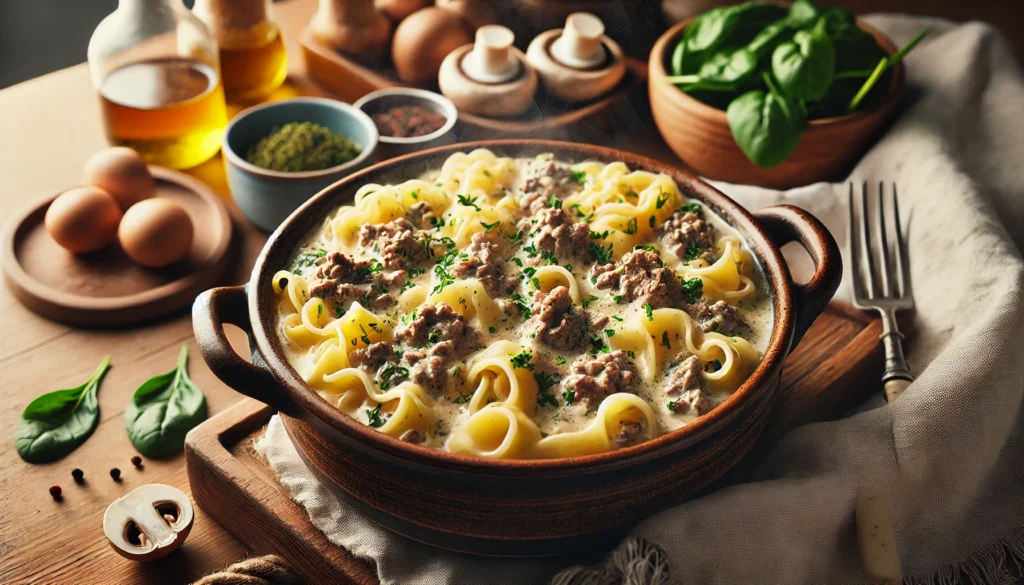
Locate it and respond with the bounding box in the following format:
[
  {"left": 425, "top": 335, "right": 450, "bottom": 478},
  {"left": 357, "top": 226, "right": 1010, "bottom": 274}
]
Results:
[
  {"left": 685, "top": 246, "right": 703, "bottom": 261},
  {"left": 408, "top": 267, "right": 425, "bottom": 278},
  {"left": 510, "top": 293, "right": 532, "bottom": 318},
  {"left": 581, "top": 295, "right": 599, "bottom": 309},
  {"left": 335, "top": 307, "right": 346, "bottom": 318},
  {"left": 589, "top": 335, "right": 610, "bottom": 355},
  {"left": 523, "top": 267, "right": 537, "bottom": 278},
  {"left": 290, "top": 248, "right": 328, "bottom": 273},
  {"left": 634, "top": 243, "right": 659, "bottom": 253},
  {"left": 656, "top": 191, "right": 670, "bottom": 209},
  {"left": 589, "top": 243, "right": 614, "bottom": 265},
  {"left": 410, "top": 189, "right": 419, "bottom": 199},
  {"left": 376, "top": 363, "right": 409, "bottom": 391},
  {"left": 506, "top": 229, "right": 524, "bottom": 245},
  {"left": 457, "top": 194, "right": 480, "bottom": 211},
  {"left": 562, "top": 389, "right": 576, "bottom": 404},
  {"left": 534, "top": 372, "right": 560, "bottom": 408},
  {"left": 317, "top": 303, "right": 323, "bottom": 320},
  {"left": 430, "top": 216, "right": 446, "bottom": 228},
  {"left": 510, "top": 257, "right": 523, "bottom": 267},
  {"left": 681, "top": 277, "right": 703, "bottom": 304},
  {"left": 604, "top": 329, "right": 616, "bottom": 337},
  {"left": 428, "top": 331, "right": 442, "bottom": 343},
  {"left": 358, "top": 324, "right": 372, "bottom": 345},
  {"left": 589, "top": 230, "right": 610, "bottom": 240},
  {"left": 660, "top": 331, "right": 672, "bottom": 349},
  {"left": 453, "top": 392, "right": 473, "bottom": 404},
  {"left": 366, "top": 404, "right": 387, "bottom": 428},
  {"left": 555, "top": 356, "right": 568, "bottom": 366},
  {"left": 481, "top": 220, "right": 501, "bottom": 232},
  {"left": 667, "top": 400, "right": 677, "bottom": 413},
  {"left": 570, "top": 170, "right": 587, "bottom": 185},
  {"left": 613, "top": 294, "right": 623, "bottom": 303},
  {"left": 488, "top": 326, "right": 496, "bottom": 334},
  {"left": 569, "top": 203, "right": 586, "bottom": 218},
  {"left": 546, "top": 194, "right": 562, "bottom": 209},
  {"left": 612, "top": 315, "right": 623, "bottom": 322},
  {"left": 523, "top": 244, "right": 539, "bottom": 257},
  {"left": 678, "top": 202, "right": 701, "bottom": 214},
  {"left": 644, "top": 303, "right": 654, "bottom": 321},
  {"left": 510, "top": 350, "right": 534, "bottom": 370},
  {"left": 624, "top": 217, "right": 638, "bottom": 235},
  {"left": 649, "top": 215, "right": 656, "bottom": 228},
  {"left": 356, "top": 257, "right": 383, "bottom": 279},
  {"left": 626, "top": 350, "right": 636, "bottom": 359},
  {"left": 401, "top": 280, "right": 416, "bottom": 293}
]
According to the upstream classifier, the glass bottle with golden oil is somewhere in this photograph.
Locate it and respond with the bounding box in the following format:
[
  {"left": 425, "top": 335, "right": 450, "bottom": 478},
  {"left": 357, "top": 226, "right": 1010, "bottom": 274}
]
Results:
[
  {"left": 88, "top": 0, "right": 229, "bottom": 170},
  {"left": 193, "top": 0, "right": 288, "bottom": 103}
]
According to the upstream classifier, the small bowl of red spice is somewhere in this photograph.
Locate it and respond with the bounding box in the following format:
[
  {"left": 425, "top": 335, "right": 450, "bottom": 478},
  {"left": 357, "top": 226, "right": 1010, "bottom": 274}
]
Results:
[{"left": 354, "top": 88, "right": 458, "bottom": 160}]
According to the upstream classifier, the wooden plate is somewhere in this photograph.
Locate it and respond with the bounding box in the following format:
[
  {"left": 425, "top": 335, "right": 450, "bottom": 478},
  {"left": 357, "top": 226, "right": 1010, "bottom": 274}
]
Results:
[
  {"left": 299, "top": 28, "right": 648, "bottom": 139},
  {"left": 2, "top": 166, "right": 232, "bottom": 327}
]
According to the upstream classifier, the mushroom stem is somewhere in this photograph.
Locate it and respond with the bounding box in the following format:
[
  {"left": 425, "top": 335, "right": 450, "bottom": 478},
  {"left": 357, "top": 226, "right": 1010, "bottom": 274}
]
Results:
[
  {"left": 551, "top": 13, "right": 606, "bottom": 69},
  {"left": 463, "top": 25, "right": 519, "bottom": 83}
]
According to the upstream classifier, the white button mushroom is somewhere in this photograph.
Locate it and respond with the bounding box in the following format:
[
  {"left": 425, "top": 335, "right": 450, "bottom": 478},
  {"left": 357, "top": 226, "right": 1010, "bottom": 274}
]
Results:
[
  {"left": 308, "top": 0, "right": 392, "bottom": 62},
  {"left": 439, "top": 25, "right": 539, "bottom": 117},
  {"left": 103, "top": 484, "right": 195, "bottom": 562},
  {"left": 525, "top": 13, "right": 626, "bottom": 103}
]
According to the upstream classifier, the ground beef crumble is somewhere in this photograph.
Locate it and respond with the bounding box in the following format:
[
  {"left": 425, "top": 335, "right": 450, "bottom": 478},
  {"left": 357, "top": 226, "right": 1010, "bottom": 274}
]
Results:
[
  {"left": 308, "top": 252, "right": 404, "bottom": 309},
  {"left": 592, "top": 250, "right": 683, "bottom": 309},
  {"left": 394, "top": 303, "right": 472, "bottom": 395},
  {"left": 562, "top": 350, "right": 640, "bottom": 406},
  {"left": 527, "top": 286, "right": 591, "bottom": 352},
  {"left": 613, "top": 420, "right": 647, "bottom": 448},
  {"left": 358, "top": 218, "right": 427, "bottom": 269},
  {"left": 665, "top": 354, "right": 709, "bottom": 416},
  {"left": 348, "top": 341, "right": 394, "bottom": 372},
  {"left": 518, "top": 208, "right": 590, "bottom": 261},
  {"left": 451, "top": 233, "right": 511, "bottom": 295},
  {"left": 658, "top": 208, "right": 716, "bottom": 263},
  {"left": 518, "top": 153, "right": 583, "bottom": 214},
  {"left": 690, "top": 298, "right": 741, "bottom": 334}
]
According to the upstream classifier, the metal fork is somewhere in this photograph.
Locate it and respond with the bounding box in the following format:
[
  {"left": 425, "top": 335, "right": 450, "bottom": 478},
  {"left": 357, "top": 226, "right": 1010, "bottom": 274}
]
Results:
[{"left": 848, "top": 182, "right": 914, "bottom": 403}]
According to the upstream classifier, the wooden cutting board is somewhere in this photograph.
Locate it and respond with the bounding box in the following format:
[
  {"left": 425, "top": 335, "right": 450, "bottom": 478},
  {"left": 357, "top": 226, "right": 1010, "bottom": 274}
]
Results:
[{"left": 185, "top": 302, "right": 882, "bottom": 585}]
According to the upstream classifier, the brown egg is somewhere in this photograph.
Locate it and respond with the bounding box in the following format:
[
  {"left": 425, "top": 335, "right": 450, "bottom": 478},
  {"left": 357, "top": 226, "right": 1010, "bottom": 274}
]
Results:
[
  {"left": 392, "top": 7, "right": 471, "bottom": 84},
  {"left": 377, "top": 0, "right": 430, "bottom": 22},
  {"left": 45, "top": 186, "right": 123, "bottom": 254},
  {"left": 83, "top": 147, "right": 156, "bottom": 211},
  {"left": 118, "top": 198, "right": 194, "bottom": 268}
]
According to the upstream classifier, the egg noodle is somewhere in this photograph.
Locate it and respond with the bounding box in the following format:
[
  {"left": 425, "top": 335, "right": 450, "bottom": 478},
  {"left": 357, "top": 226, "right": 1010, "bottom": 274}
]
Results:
[{"left": 272, "top": 149, "right": 769, "bottom": 459}]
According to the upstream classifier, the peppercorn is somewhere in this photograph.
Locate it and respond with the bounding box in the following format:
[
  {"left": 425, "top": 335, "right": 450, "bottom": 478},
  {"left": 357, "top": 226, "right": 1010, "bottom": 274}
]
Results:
[
  {"left": 71, "top": 468, "right": 84, "bottom": 483},
  {"left": 110, "top": 468, "right": 121, "bottom": 481},
  {"left": 130, "top": 455, "right": 142, "bottom": 468},
  {"left": 49, "top": 485, "right": 62, "bottom": 500}
]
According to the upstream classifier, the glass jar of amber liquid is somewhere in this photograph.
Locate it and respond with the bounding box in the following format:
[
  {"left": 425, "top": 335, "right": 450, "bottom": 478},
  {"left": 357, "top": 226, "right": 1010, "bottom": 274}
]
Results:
[
  {"left": 88, "top": 0, "right": 228, "bottom": 170},
  {"left": 193, "top": 0, "right": 288, "bottom": 103}
]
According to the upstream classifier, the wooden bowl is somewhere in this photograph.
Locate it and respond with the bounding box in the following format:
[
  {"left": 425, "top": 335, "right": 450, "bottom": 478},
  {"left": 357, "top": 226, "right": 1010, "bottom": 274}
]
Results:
[
  {"left": 192, "top": 140, "right": 842, "bottom": 556},
  {"left": 649, "top": 18, "right": 904, "bottom": 188}
]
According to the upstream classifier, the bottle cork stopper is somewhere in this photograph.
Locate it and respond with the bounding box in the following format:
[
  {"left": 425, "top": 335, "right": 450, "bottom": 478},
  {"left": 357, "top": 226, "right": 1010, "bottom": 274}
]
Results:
[
  {"left": 462, "top": 25, "right": 520, "bottom": 84},
  {"left": 550, "top": 13, "right": 607, "bottom": 69}
]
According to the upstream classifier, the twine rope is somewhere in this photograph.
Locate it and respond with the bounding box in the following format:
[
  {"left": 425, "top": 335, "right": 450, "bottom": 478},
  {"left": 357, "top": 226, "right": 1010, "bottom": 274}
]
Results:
[{"left": 192, "top": 555, "right": 303, "bottom": 585}]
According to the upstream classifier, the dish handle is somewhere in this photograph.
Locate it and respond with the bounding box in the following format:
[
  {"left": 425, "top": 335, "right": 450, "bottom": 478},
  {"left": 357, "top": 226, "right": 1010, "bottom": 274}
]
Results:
[
  {"left": 192, "top": 286, "right": 301, "bottom": 417},
  {"left": 753, "top": 205, "right": 842, "bottom": 350}
]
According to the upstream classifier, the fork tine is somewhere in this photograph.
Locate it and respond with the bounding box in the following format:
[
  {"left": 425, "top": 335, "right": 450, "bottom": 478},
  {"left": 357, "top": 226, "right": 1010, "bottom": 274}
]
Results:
[
  {"left": 859, "top": 181, "right": 876, "bottom": 298},
  {"left": 848, "top": 183, "right": 860, "bottom": 295},
  {"left": 892, "top": 183, "right": 911, "bottom": 298},
  {"left": 876, "top": 181, "right": 893, "bottom": 297}
]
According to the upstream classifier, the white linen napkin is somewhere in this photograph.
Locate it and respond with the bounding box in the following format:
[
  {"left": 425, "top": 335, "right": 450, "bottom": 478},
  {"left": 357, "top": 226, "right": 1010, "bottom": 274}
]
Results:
[{"left": 255, "top": 15, "right": 1024, "bottom": 584}]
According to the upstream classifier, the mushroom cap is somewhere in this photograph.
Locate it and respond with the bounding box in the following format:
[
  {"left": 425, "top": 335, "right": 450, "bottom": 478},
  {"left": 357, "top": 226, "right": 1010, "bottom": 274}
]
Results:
[
  {"left": 309, "top": 1, "right": 392, "bottom": 61},
  {"left": 439, "top": 44, "right": 539, "bottom": 117},
  {"left": 103, "top": 484, "right": 195, "bottom": 562},
  {"left": 526, "top": 28, "right": 626, "bottom": 103}
]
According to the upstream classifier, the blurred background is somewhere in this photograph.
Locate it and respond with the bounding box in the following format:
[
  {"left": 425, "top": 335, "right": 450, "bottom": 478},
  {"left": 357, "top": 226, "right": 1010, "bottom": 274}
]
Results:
[{"left": 1, "top": 0, "right": 1020, "bottom": 89}]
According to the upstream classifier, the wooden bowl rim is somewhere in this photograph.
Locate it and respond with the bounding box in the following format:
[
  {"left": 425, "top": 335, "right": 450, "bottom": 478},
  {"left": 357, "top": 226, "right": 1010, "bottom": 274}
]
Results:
[
  {"left": 242, "top": 139, "right": 800, "bottom": 474},
  {"left": 1, "top": 167, "right": 232, "bottom": 321},
  {"left": 649, "top": 15, "right": 906, "bottom": 129}
]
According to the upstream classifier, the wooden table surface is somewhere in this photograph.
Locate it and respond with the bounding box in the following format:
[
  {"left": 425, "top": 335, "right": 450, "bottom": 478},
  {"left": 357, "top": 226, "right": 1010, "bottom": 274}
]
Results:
[{"left": 0, "top": 1, "right": 1020, "bottom": 584}]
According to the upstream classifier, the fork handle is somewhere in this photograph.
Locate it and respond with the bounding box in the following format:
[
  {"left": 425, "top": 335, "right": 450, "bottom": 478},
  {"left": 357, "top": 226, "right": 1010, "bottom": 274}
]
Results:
[{"left": 880, "top": 311, "right": 914, "bottom": 402}]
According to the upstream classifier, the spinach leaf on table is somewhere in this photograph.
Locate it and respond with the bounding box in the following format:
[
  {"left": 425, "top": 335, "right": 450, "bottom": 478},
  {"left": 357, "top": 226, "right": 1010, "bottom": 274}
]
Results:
[
  {"left": 15, "top": 356, "right": 111, "bottom": 463},
  {"left": 772, "top": 18, "right": 836, "bottom": 101},
  {"left": 125, "top": 345, "right": 207, "bottom": 459},
  {"left": 727, "top": 74, "right": 806, "bottom": 168}
]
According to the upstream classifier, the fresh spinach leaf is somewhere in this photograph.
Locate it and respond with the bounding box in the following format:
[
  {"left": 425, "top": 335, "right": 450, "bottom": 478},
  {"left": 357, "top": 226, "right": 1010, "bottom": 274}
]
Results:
[
  {"left": 16, "top": 356, "right": 111, "bottom": 462},
  {"left": 727, "top": 74, "right": 806, "bottom": 168},
  {"left": 787, "top": 0, "right": 820, "bottom": 27},
  {"left": 847, "top": 28, "right": 930, "bottom": 112},
  {"left": 125, "top": 345, "right": 207, "bottom": 458},
  {"left": 772, "top": 18, "right": 835, "bottom": 100}
]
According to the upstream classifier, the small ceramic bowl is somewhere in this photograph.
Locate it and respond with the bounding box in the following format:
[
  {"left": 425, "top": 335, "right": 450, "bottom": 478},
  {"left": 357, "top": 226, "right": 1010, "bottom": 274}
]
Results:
[
  {"left": 223, "top": 97, "right": 379, "bottom": 231},
  {"left": 649, "top": 18, "right": 904, "bottom": 189},
  {"left": 352, "top": 88, "right": 458, "bottom": 161}
]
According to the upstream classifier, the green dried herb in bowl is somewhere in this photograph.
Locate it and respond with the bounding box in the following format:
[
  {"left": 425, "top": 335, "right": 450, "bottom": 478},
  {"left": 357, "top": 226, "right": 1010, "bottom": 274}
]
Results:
[{"left": 245, "top": 121, "right": 362, "bottom": 172}]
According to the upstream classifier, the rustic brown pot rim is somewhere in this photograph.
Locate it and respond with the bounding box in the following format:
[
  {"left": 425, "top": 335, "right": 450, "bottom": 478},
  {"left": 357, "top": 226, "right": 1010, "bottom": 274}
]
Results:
[
  {"left": 649, "top": 16, "right": 906, "bottom": 129},
  {"left": 246, "top": 140, "right": 799, "bottom": 474}
]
